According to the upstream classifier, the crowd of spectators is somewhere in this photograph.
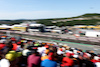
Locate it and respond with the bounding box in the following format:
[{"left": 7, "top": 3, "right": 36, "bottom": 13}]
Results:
[{"left": 0, "top": 34, "right": 100, "bottom": 67}]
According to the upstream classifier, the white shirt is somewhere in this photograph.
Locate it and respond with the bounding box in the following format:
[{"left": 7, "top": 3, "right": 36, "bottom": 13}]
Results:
[
  {"left": 37, "top": 47, "right": 46, "bottom": 55},
  {"left": 95, "top": 62, "right": 100, "bottom": 67},
  {"left": 0, "top": 59, "right": 10, "bottom": 67},
  {"left": 57, "top": 50, "right": 64, "bottom": 55}
]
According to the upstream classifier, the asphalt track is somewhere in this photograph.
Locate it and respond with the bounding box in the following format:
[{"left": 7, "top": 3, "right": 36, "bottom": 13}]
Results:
[
  {"left": 0, "top": 30, "right": 100, "bottom": 53},
  {"left": 23, "top": 37, "right": 100, "bottom": 54}
]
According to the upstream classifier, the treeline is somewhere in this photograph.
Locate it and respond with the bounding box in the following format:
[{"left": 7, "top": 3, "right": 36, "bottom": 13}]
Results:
[
  {"left": 0, "top": 20, "right": 24, "bottom": 25},
  {"left": 0, "top": 13, "right": 100, "bottom": 26},
  {"left": 37, "top": 19, "right": 100, "bottom": 26},
  {"left": 37, "top": 13, "right": 100, "bottom": 26}
]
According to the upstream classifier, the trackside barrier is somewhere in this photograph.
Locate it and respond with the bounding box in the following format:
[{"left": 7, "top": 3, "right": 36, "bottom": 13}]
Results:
[{"left": 0, "top": 30, "right": 100, "bottom": 45}]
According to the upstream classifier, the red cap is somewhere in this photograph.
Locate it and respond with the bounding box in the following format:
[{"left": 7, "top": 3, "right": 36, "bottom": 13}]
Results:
[
  {"left": 17, "top": 42, "right": 21, "bottom": 44},
  {"left": 11, "top": 37, "right": 16, "bottom": 41},
  {"left": 33, "top": 47, "right": 37, "bottom": 49},
  {"left": 44, "top": 45, "right": 49, "bottom": 48}
]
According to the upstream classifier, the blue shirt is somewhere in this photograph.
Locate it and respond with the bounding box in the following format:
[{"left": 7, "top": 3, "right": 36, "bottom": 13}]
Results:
[{"left": 41, "top": 59, "right": 57, "bottom": 67}]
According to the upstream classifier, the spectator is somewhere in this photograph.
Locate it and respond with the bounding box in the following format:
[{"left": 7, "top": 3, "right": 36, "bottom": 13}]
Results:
[
  {"left": 61, "top": 52, "right": 74, "bottom": 67},
  {"left": 41, "top": 49, "right": 49, "bottom": 61},
  {"left": 41, "top": 52, "right": 57, "bottom": 67},
  {"left": 2, "top": 41, "right": 13, "bottom": 55},
  {"left": 27, "top": 49, "right": 41, "bottom": 67},
  {"left": 0, "top": 54, "right": 10, "bottom": 67},
  {"left": 0, "top": 34, "right": 100, "bottom": 67}
]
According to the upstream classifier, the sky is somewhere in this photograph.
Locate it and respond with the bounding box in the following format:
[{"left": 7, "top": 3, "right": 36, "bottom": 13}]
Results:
[{"left": 0, "top": 0, "right": 100, "bottom": 20}]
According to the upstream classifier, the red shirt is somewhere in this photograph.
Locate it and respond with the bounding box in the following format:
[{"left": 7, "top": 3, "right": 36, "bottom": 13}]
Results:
[
  {"left": 61, "top": 57, "right": 73, "bottom": 66},
  {"left": 91, "top": 59, "right": 100, "bottom": 63},
  {"left": 12, "top": 43, "right": 18, "bottom": 51},
  {"left": 0, "top": 43, "right": 5, "bottom": 49}
]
